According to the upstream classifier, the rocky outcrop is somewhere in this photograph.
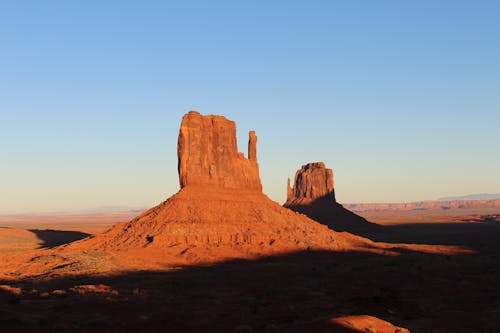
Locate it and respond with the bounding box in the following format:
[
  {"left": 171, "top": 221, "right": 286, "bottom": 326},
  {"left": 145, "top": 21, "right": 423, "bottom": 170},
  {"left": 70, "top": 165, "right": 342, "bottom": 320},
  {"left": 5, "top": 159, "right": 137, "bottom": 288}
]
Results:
[
  {"left": 71, "top": 111, "right": 377, "bottom": 259},
  {"left": 10, "top": 111, "right": 466, "bottom": 279},
  {"left": 293, "top": 315, "right": 411, "bottom": 333},
  {"left": 248, "top": 130, "right": 257, "bottom": 162},
  {"left": 285, "top": 162, "right": 380, "bottom": 234},
  {"left": 178, "top": 111, "right": 261, "bottom": 191},
  {"left": 328, "top": 315, "right": 410, "bottom": 333},
  {"left": 286, "top": 162, "right": 335, "bottom": 203}
]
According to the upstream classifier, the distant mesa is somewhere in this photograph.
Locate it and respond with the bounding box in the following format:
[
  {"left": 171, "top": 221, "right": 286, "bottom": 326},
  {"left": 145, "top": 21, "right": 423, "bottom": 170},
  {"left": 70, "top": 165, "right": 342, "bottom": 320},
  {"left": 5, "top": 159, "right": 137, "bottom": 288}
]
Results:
[
  {"left": 345, "top": 199, "right": 500, "bottom": 213},
  {"left": 285, "top": 162, "right": 379, "bottom": 234},
  {"left": 437, "top": 193, "right": 500, "bottom": 201},
  {"left": 84, "top": 206, "right": 147, "bottom": 213}
]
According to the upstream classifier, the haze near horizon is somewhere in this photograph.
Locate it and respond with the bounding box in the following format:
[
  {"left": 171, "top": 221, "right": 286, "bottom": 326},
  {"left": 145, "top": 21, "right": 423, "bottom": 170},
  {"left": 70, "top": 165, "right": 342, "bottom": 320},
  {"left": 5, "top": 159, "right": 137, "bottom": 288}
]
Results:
[{"left": 1, "top": 1, "right": 499, "bottom": 214}]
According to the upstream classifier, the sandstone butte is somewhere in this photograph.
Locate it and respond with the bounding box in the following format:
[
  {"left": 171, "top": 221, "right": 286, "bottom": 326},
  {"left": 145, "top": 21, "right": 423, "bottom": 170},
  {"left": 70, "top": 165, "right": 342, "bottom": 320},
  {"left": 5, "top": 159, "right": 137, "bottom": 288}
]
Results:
[
  {"left": 0, "top": 111, "right": 468, "bottom": 278},
  {"left": 285, "top": 162, "right": 380, "bottom": 233}
]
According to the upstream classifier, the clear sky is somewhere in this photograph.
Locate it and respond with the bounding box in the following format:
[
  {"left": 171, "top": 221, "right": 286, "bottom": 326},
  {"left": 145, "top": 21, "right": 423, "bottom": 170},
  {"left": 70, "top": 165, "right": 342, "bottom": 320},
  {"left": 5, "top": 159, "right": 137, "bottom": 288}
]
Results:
[{"left": 1, "top": 1, "right": 499, "bottom": 213}]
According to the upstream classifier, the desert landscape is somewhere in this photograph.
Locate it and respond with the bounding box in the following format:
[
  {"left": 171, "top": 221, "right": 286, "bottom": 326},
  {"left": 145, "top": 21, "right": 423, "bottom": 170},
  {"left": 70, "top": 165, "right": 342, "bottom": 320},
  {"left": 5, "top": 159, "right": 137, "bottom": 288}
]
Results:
[
  {"left": 1, "top": 111, "right": 499, "bottom": 333},
  {"left": 3, "top": 2, "right": 499, "bottom": 332}
]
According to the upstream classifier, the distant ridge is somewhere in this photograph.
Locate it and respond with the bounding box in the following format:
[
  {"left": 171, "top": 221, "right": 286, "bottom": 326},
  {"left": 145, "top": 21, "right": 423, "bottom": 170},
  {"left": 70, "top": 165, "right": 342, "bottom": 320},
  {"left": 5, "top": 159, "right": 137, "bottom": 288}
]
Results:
[
  {"left": 437, "top": 194, "right": 500, "bottom": 201},
  {"left": 84, "top": 206, "right": 147, "bottom": 213},
  {"left": 345, "top": 199, "right": 500, "bottom": 213}
]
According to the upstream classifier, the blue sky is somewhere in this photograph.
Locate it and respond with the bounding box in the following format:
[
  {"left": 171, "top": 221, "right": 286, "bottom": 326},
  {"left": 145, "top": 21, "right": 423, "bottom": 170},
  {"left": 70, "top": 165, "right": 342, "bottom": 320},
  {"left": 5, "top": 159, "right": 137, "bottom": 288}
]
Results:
[{"left": 1, "top": 1, "right": 499, "bottom": 213}]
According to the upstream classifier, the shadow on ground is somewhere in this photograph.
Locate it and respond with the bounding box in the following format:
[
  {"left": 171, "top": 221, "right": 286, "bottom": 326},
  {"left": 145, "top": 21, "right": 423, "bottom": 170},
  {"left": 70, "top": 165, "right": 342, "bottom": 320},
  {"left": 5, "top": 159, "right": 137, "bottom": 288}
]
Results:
[
  {"left": 27, "top": 229, "right": 90, "bottom": 248},
  {"left": 1, "top": 214, "right": 499, "bottom": 332},
  {"left": 1, "top": 240, "right": 500, "bottom": 332},
  {"left": 285, "top": 195, "right": 381, "bottom": 235},
  {"left": 286, "top": 196, "right": 500, "bottom": 249},
  {"left": 363, "top": 221, "right": 500, "bottom": 248}
]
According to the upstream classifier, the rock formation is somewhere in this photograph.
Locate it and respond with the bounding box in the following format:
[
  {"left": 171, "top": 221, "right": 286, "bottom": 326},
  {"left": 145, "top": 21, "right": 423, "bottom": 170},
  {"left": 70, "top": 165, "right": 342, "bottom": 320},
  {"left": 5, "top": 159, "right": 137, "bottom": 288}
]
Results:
[
  {"left": 67, "top": 111, "right": 380, "bottom": 265},
  {"left": 1, "top": 111, "right": 472, "bottom": 333},
  {"left": 326, "top": 315, "right": 410, "bottom": 333},
  {"left": 293, "top": 315, "right": 411, "bottom": 333},
  {"left": 20, "top": 111, "right": 459, "bottom": 277},
  {"left": 286, "top": 162, "right": 335, "bottom": 203},
  {"left": 177, "top": 111, "right": 261, "bottom": 191},
  {"left": 248, "top": 130, "right": 257, "bottom": 162},
  {"left": 285, "top": 162, "right": 380, "bottom": 234},
  {"left": 14, "top": 110, "right": 458, "bottom": 277}
]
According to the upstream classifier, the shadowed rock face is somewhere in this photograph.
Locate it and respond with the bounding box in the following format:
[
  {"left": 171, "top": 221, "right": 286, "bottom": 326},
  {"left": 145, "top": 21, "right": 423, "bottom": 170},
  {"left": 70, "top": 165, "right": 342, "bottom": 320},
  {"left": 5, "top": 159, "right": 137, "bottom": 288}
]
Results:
[
  {"left": 178, "top": 111, "right": 261, "bottom": 192},
  {"left": 285, "top": 162, "right": 380, "bottom": 234}
]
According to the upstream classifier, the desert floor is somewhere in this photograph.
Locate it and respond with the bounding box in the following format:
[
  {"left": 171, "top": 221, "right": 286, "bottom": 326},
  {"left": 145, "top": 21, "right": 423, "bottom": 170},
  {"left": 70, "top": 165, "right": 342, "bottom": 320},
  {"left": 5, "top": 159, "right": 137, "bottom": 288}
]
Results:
[{"left": 0, "top": 209, "right": 499, "bottom": 332}]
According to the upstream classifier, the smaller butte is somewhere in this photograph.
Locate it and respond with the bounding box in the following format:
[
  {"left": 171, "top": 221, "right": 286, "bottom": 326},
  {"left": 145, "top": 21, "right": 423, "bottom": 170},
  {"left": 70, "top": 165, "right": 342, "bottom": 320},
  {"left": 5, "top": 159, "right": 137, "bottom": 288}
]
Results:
[
  {"left": 58, "top": 111, "right": 381, "bottom": 269},
  {"left": 285, "top": 162, "right": 380, "bottom": 234}
]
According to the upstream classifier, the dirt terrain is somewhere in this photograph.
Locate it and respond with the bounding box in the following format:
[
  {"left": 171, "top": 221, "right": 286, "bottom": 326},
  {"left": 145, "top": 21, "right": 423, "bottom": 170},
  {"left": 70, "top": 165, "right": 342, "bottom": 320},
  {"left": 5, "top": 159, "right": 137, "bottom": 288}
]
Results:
[
  {"left": 0, "top": 212, "right": 136, "bottom": 255},
  {"left": 0, "top": 211, "right": 499, "bottom": 332}
]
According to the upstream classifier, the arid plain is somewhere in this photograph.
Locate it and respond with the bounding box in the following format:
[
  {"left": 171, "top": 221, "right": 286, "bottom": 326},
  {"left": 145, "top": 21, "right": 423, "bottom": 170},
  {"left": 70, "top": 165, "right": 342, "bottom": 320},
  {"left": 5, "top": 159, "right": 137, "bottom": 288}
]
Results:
[{"left": 1, "top": 112, "right": 499, "bottom": 333}]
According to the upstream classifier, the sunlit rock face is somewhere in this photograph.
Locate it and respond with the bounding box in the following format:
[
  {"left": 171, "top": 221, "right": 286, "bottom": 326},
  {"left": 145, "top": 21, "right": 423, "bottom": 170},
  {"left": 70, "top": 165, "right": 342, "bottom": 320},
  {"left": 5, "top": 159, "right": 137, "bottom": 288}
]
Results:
[
  {"left": 286, "top": 162, "right": 335, "bottom": 204},
  {"left": 177, "top": 111, "right": 262, "bottom": 192},
  {"left": 73, "top": 111, "right": 364, "bottom": 256}
]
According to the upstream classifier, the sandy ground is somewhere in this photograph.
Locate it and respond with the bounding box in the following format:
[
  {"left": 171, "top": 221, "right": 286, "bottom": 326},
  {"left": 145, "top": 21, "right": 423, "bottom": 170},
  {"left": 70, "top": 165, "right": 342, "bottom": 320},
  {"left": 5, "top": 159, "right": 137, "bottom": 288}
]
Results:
[
  {"left": 0, "top": 211, "right": 139, "bottom": 234},
  {"left": 0, "top": 212, "right": 134, "bottom": 254},
  {"left": 0, "top": 209, "right": 499, "bottom": 332}
]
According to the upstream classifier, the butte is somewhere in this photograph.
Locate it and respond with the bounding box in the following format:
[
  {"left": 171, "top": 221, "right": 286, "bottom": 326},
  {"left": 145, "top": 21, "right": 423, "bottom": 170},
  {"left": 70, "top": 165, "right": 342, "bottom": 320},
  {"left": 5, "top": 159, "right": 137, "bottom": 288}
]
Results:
[
  {"left": 77, "top": 112, "right": 369, "bottom": 258},
  {"left": 10, "top": 111, "right": 463, "bottom": 276},
  {"left": 52, "top": 111, "right": 377, "bottom": 270},
  {"left": 284, "top": 162, "right": 380, "bottom": 234}
]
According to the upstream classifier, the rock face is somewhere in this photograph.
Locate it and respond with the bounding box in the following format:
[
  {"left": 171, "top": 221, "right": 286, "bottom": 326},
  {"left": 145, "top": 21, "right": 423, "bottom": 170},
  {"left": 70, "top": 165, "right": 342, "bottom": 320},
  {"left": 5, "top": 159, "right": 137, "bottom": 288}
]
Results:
[
  {"left": 328, "top": 315, "right": 411, "bottom": 333},
  {"left": 248, "top": 130, "right": 257, "bottom": 162},
  {"left": 178, "top": 111, "right": 261, "bottom": 191},
  {"left": 293, "top": 315, "right": 411, "bottom": 333},
  {"left": 285, "top": 162, "right": 380, "bottom": 234},
  {"left": 286, "top": 162, "right": 335, "bottom": 203}
]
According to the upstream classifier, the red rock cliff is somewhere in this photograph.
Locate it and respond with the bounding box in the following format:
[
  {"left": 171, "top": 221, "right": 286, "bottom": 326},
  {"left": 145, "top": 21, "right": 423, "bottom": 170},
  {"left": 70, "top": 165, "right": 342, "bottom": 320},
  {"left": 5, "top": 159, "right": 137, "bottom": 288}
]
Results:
[
  {"left": 286, "top": 162, "right": 335, "bottom": 203},
  {"left": 74, "top": 112, "right": 368, "bottom": 254},
  {"left": 177, "top": 111, "right": 262, "bottom": 192}
]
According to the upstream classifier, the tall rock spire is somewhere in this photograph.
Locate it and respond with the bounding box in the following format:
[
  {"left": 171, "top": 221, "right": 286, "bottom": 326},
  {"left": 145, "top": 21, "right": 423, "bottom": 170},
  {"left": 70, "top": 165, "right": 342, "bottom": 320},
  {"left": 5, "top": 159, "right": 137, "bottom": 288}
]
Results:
[{"left": 248, "top": 130, "right": 257, "bottom": 162}]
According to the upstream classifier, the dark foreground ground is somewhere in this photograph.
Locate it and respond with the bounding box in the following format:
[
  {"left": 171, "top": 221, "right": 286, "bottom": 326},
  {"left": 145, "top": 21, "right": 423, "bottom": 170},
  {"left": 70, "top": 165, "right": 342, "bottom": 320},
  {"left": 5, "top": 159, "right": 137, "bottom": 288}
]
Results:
[{"left": 1, "top": 219, "right": 500, "bottom": 332}]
